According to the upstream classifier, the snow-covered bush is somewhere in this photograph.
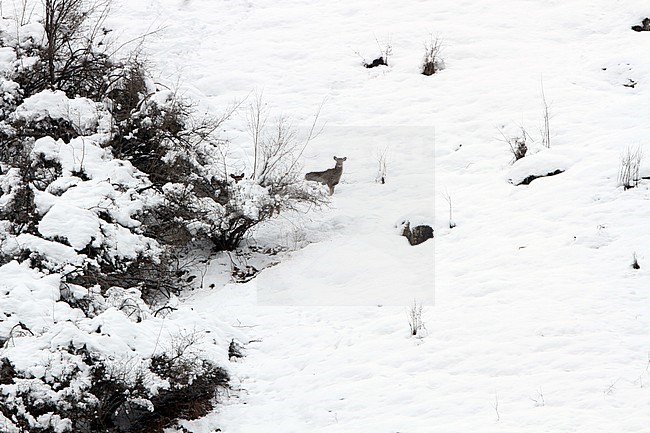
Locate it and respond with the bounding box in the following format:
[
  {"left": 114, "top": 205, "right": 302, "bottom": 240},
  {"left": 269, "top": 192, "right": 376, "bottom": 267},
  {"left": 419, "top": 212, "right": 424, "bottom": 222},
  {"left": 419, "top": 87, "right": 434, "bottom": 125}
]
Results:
[
  {"left": 0, "top": 1, "right": 335, "bottom": 427},
  {"left": 0, "top": 1, "right": 331, "bottom": 427},
  {"left": 109, "top": 89, "right": 329, "bottom": 252},
  {"left": 0, "top": 5, "right": 239, "bottom": 431},
  {"left": 0, "top": 263, "right": 229, "bottom": 433},
  {"left": 0, "top": 0, "right": 325, "bottom": 283}
]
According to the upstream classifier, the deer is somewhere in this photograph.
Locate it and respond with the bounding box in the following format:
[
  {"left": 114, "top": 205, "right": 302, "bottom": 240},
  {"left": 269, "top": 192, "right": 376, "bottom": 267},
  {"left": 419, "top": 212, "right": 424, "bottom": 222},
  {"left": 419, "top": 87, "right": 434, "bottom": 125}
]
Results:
[
  {"left": 229, "top": 173, "right": 245, "bottom": 183},
  {"left": 305, "top": 156, "right": 347, "bottom": 195}
]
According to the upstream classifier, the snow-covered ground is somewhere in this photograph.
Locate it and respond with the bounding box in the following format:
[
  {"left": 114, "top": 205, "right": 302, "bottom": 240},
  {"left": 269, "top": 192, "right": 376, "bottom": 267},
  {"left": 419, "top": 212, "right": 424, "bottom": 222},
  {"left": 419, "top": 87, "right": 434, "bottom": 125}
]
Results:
[{"left": 4, "top": 0, "right": 650, "bottom": 431}]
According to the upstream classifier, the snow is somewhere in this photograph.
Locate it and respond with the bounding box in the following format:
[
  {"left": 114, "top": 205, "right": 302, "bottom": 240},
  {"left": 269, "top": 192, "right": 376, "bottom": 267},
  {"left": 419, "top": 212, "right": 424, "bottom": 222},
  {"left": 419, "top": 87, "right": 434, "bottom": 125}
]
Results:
[
  {"left": 506, "top": 148, "right": 573, "bottom": 185},
  {"left": 1, "top": 234, "right": 84, "bottom": 269},
  {"left": 3, "top": 0, "right": 650, "bottom": 432},
  {"left": 14, "top": 90, "right": 101, "bottom": 133}
]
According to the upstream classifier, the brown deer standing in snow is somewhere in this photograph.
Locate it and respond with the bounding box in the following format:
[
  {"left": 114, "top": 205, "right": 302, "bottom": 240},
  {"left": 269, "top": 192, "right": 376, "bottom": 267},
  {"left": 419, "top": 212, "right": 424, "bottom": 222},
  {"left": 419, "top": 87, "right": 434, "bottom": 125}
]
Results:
[{"left": 305, "top": 156, "right": 347, "bottom": 195}]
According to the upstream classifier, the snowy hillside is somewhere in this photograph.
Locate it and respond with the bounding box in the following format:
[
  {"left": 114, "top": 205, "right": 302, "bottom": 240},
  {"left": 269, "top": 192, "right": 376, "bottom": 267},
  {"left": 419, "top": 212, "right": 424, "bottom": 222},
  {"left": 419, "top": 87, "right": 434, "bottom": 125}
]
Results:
[{"left": 2, "top": 0, "right": 650, "bottom": 432}]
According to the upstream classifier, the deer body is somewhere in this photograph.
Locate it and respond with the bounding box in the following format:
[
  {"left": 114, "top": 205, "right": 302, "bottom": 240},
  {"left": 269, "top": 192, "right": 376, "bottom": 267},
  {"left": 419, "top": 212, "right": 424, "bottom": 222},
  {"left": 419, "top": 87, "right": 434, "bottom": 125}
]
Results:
[{"left": 305, "top": 156, "right": 347, "bottom": 195}]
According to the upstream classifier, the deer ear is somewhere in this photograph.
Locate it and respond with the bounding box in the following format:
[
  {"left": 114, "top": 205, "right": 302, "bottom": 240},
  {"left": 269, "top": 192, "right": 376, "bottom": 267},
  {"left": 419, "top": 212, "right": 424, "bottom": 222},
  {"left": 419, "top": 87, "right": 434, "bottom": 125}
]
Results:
[
  {"left": 333, "top": 156, "right": 337, "bottom": 160},
  {"left": 343, "top": 157, "right": 347, "bottom": 161},
  {"left": 229, "top": 174, "right": 235, "bottom": 179}
]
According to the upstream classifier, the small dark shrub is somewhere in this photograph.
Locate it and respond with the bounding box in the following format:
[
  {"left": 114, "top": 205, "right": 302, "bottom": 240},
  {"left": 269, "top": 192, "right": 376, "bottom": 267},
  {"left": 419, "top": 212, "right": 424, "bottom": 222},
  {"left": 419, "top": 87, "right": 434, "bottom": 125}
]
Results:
[
  {"left": 422, "top": 36, "right": 444, "bottom": 76},
  {"left": 498, "top": 126, "right": 530, "bottom": 163},
  {"left": 146, "top": 355, "right": 228, "bottom": 429},
  {"left": 229, "top": 339, "right": 244, "bottom": 360},
  {"left": 0, "top": 144, "right": 46, "bottom": 236},
  {"left": 511, "top": 137, "right": 527, "bottom": 161},
  {"left": 106, "top": 62, "right": 149, "bottom": 122},
  {"left": 0, "top": 358, "right": 17, "bottom": 385}
]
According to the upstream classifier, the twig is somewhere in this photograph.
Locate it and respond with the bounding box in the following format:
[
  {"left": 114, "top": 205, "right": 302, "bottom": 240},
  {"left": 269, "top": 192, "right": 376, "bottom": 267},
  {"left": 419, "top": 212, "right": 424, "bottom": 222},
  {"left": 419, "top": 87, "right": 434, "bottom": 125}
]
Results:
[
  {"left": 540, "top": 77, "right": 551, "bottom": 148},
  {"left": 442, "top": 190, "right": 456, "bottom": 228}
]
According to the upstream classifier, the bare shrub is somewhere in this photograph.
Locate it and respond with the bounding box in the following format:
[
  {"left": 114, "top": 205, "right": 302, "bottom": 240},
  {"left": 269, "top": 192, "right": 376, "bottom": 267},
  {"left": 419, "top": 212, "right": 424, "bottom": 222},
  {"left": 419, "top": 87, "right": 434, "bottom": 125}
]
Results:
[
  {"left": 355, "top": 36, "right": 392, "bottom": 68},
  {"left": 106, "top": 59, "right": 149, "bottom": 122},
  {"left": 7, "top": 0, "right": 113, "bottom": 99},
  {"left": 442, "top": 191, "right": 456, "bottom": 229},
  {"left": 228, "top": 339, "right": 244, "bottom": 360},
  {"left": 422, "top": 36, "right": 444, "bottom": 76},
  {"left": 498, "top": 126, "right": 530, "bottom": 163},
  {"left": 540, "top": 81, "right": 551, "bottom": 148},
  {"left": 248, "top": 93, "right": 323, "bottom": 190},
  {"left": 618, "top": 145, "right": 643, "bottom": 190},
  {"left": 375, "top": 146, "right": 388, "bottom": 184},
  {"left": 407, "top": 299, "right": 426, "bottom": 337}
]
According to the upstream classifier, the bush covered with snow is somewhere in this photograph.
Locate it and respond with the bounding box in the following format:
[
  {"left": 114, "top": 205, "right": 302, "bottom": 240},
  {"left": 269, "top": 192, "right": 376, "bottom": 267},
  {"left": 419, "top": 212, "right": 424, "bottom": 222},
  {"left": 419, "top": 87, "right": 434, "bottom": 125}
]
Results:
[
  {"left": 0, "top": 0, "right": 330, "bottom": 428},
  {"left": 0, "top": 262, "right": 229, "bottom": 433},
  {"left": 0, "top": 3, "right": 286, "bottom": 431}
]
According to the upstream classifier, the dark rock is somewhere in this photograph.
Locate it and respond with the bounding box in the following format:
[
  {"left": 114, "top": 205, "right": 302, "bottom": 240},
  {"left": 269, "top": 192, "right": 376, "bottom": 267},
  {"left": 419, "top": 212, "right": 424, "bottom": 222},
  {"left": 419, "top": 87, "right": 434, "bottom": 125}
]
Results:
[
  {"left": 631, "top": 17, "right": 650, "bottom": 32},
  {"left": 364, "top": 57, "right": 387, "bottom": 68},
  {"left": 401, "top": 222, "right": 433, "bottom": 246},
  {"left": 517, "top": 169, "right": 564, "bottom": 186}
]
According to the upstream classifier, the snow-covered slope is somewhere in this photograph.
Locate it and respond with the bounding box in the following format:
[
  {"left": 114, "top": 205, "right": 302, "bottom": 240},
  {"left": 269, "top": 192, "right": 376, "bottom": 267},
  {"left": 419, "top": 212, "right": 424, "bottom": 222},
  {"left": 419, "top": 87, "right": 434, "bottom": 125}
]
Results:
[{"left": 5, "top": 0, "right": 650, "bottom": 431}]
